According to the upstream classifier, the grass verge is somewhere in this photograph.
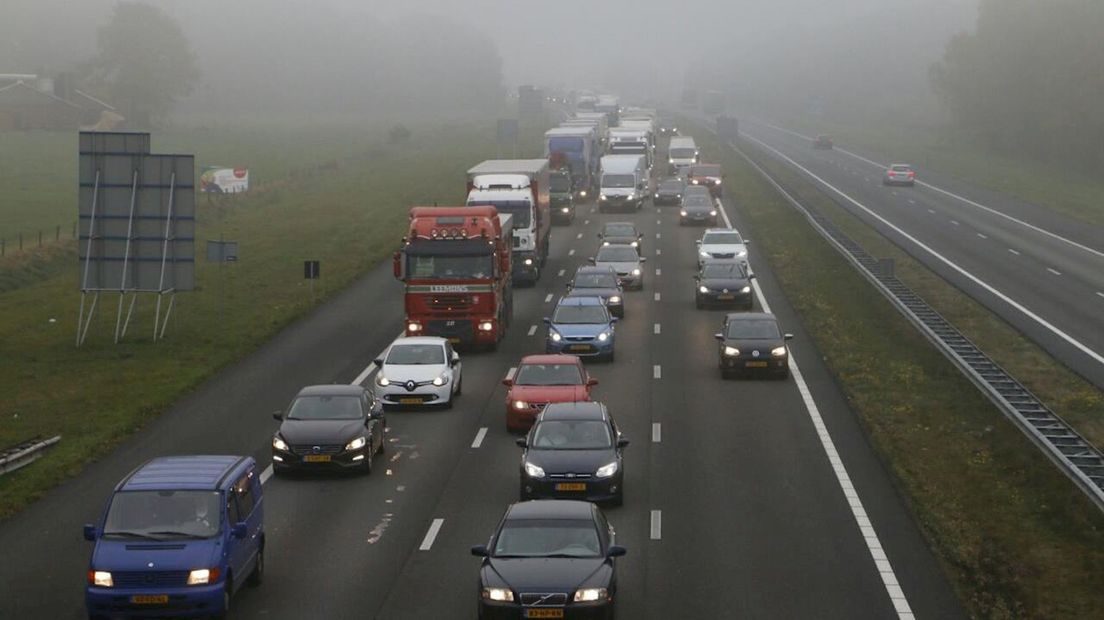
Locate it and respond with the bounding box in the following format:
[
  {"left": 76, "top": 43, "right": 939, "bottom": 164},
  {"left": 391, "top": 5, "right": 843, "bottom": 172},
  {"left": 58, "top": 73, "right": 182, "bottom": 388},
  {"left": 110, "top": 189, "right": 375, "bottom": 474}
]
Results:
[{"left": 693, "top": 124, "right": 1104, "bottom": 618}]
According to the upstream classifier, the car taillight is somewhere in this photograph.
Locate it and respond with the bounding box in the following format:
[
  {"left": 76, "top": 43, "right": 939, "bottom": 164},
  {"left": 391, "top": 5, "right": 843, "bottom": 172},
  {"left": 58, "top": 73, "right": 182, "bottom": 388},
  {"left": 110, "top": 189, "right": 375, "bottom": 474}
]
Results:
[{"left": 908, "top": 171, "right": 915, "bottom": 178}]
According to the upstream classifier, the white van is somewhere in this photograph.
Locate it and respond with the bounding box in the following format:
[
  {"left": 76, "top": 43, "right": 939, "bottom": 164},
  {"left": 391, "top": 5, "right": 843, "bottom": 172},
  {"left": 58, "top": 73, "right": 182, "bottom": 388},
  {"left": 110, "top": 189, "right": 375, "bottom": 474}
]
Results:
[
  {"left": 599, "top": 154, "right": 648, "bottom": 213},
  {"left": 668, "top": 136, "right": 699, "bottom": 173}
]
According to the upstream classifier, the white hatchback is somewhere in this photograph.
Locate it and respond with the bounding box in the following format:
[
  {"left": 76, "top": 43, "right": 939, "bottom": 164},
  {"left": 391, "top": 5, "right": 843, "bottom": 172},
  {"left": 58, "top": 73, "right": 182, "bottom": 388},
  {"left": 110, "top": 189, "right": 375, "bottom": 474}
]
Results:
[
  {"left": 374, "top": 337, "right": 462, "bottom": 408},
  {"left": 697, "top": 228, "right": 750, "bottom": 269}
]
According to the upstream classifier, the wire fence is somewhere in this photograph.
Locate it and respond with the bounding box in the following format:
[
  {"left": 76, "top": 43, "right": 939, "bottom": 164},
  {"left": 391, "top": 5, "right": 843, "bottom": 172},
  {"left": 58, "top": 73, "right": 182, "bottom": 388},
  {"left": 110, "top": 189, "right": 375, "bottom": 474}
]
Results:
[{"left": 0, "top": 222, "right": 77, "bottom": 257}]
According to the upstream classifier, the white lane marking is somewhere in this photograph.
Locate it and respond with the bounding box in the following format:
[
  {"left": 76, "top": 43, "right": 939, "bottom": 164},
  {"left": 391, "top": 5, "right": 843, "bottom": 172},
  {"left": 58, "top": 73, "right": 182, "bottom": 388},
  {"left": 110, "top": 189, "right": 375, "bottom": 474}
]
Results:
[
  {"left": 656, "top": 232, "right": 661, "bottom": 239},
  {"left": 864, "top": 177, "right": 870, "bottom": 182},
  {"left": 656, "top": 208, "right": 661, "bottom": 214},
  {"left": 584, "top": 219, "right": 590, "bottom": 225},
  {"left": 576, "top": 233, "right": 583, "bottom": 239},
  {"left": 1008, "top": 248, "right": 1021, "bottom": 256},
  {"left": 1047, "top": 268, "right": 1062, "bottom": 276},
  {"left": 977, "top": 233, "right": 988, "bottom": 239},
  {"left": 950, "top": 220, "right": 960, "bottom": 226},
  {"left": 653, "top": 323, "right": 661, "bottom": 334},
  {"left": 654, "top": 292, "right": 661, "bottom": 301},
  {"left": 655, "top": 268, "right": 662, "bottom": 276},
  {"left": 657, "top": 219, "right": 662, "bottom": 225},
  {"left": 891, "top": 191, "right": 897, "bottom": 196},
  {"left": 927, "top": 209, "right": 935, "bottom": 214},
  {"left": 527, "top": 325, "right": 537, "bottom": 336},
  {"left": 1097, "top": 292, "right": 1104, "bottom": 299},
  {"left": 717, "top": 161, "right": 915, "bottom": 618},
  {"left": 652, "top": 423, "right": 661, "bottom": 443},
  {"left": 544, "top": 294, "right": 553, "bottom": 303},
  {"left": 650, "top": 510, "right": 662, "bottom": 540},
  {"left": 653, "top": 365, "right": 661, "bottom": 379},
  {"left": 656, "top": 248, "right": 662, "bottom": 256},
  {"left": 568, "top": 249, "right": 575, "bottom": 256},
  {"left": 558, "top": 269, "right": 565, "bottom": 277},
  {"left": 260, "top": 464, "right": 273, "bottom": 484},
  {"left": 505, "top": 367, "right": 517, "bottom": 381},
  {"left": 754, "top": 119, "right": 1104, "bottom": 261},
  {"left": 419, "top": 518, "right": 444, "bottom": 551},
  {"left": 740, "top": 132, "right": 1104, "bottom": 369},
  {"left": 908, "top": 199, "right": 916, "bottom": 205},
  {"left": 471, "top": 427, "right": 488, "bottom": 449}
]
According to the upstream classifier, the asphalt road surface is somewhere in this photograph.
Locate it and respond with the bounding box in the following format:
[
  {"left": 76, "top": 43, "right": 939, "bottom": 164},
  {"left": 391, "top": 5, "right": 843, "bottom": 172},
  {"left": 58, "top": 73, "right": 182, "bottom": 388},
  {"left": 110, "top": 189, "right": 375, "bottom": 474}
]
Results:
[
  {"left": 0, "top": 134, "right": 964, "bottom": 619},
  {"left": 738, "top": 120, "right": 1104, "bottom": 391}
]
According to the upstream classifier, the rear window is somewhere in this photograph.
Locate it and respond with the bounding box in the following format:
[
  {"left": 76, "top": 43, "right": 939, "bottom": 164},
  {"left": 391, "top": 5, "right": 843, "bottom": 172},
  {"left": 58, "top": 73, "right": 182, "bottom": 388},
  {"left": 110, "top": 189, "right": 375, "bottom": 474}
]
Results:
[{"left": 890, "top": 165, "right": 912, "bottom": 172}]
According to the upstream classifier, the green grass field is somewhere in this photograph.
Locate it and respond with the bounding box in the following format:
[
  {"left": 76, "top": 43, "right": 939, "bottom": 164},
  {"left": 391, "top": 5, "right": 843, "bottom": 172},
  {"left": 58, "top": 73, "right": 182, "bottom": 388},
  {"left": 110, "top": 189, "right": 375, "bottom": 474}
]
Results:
[{"left": 690, "top": 125, "right": 1104, "bottom": 618}]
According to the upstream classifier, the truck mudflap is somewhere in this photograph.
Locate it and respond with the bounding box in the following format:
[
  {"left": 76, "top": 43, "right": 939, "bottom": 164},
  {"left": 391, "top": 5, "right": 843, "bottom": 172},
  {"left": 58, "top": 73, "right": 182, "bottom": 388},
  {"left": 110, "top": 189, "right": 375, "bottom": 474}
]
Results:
[{"left": 512, "top": 252, "right": 541, "bottom": 284}]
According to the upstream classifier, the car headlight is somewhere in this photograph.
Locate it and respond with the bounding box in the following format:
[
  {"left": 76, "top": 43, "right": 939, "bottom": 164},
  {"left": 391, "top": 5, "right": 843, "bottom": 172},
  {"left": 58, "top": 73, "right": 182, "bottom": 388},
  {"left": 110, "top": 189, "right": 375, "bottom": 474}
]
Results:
[
  {"left": 186, "top": 568, "right": 219, "bottom": 586},
  {"left": 482, "top": 587, "right": 515, "bottom": 602},
  {"left": 680, "top": 210, "right": 688, "bottom": 216},
  {"left": 654, "top": 193, "right": 660, "bottom": 198},
  {"left": 89, "top": 570, "right": 113, "bottom": 587},
  {"left": 741, "top": 286, "right": 751, "bottom": 293},
  {"left": 561, "top": 207, "right": 570, "bottom": 213},
  {"left": 698, "top": 285, "right": 709, "bottom": 294},
  {"left": 524, "top": 461, "right": 545, "bottom": 478},
  {"left": 376, "top": 374, "right": 391, "bottom": 386},
  {"left": 724, "top": 346, "right": 740, "bottom": 356},
  {"left": 574, "top": 587, "right": 609, "bottom": 602},
  {"left": 630, "top": 240, "right": 638, "bottom": 247},
  {"left": 579, "top": 190, "right": 587, "bottom": 197},
  {"left": 599, "top": 194, "right": 608, "bottom": 201},
  {"left": 627, "top": 192, "right": 635, "bottom": 200},
  {"left": 715, "top": 179, "right": 722, "bottom": 185},
  {"left": 597, "top": 331, "right": 610, "bottom": 342},
  {"left": 699, "top": 250, "right": 710, "bottom": 258},
  {"left": 772, "top": 346, "right": 787, "bottom": 357},
  {"left": 595, "top": 461, "right": 618, "bottom": 478},
  {"left": 524, "top": 258, "right": 533, "bottom": 266},
  {"left": 550, "top": 331, "right": 562, "bottom": 342},
  {"left": 407, "top": 322, "right": 421, "bottom": 332},
  {"left": 668, "top": 158, "right": 674, "bottom": 164},
  {"left": 432, "top": 372, "right": 448, "bottom": 386},
  {"left": 513, "top": 400, "right": 529, "bottom": 410},
  {"left": 691, "top": 179, "right": 699, "bottom": 184},
  {"left": 608, "top": 295, "right": 621, "bottom": 304},
  {"left": 602, "top": 241, "right": 610, "bottom": 246},
  {"left": 710, "top": 210, "right": 717, "bottom": 216},
  {"left": 478, "top": 321, "right": 494, "bottom": 332},
  {"left": 631, "top": 268, "right": 641, "bottom": 276},
  {"left": 272, "top": 436, "right": 289, "bottom": 451},
  {"left": 345, "top": 436, "right": 367, "bottom": 451}
]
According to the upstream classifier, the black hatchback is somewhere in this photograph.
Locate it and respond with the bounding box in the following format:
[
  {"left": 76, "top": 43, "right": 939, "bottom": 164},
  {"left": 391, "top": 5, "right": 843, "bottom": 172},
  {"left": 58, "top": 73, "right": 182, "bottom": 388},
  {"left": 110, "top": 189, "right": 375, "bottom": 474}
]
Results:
[
  {"left": 714, "top": 313, "right": 792, "bottom": 379},
  {"left": 472, "top": 500, "right": 625, "bottom": 620},
  {"left": 271, "top": 385, "right": 386, "bottom": 474},
  {"left": 695, "top": 259, "right": 754, "bottom": 310}
]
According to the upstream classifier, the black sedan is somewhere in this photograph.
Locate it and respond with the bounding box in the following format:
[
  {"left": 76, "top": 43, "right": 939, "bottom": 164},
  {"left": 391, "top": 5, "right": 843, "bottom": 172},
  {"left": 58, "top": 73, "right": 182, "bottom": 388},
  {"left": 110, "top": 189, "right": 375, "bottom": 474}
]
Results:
[
  {"left": 653, "top": 178, "right": 684, "bottom": 206},
  {"left": 695, "top": 259, "right": 754, "bottom": 309},
  {"left": 271, "top": 385, "right": 386, "bottom": 474},
  {"left": 679, "top": 194, "right": 718, "bottom": 226},
  {"left": 714, "top": 313, "right": 792, "bottom": 379},
  {"left": 566, "top": 266, "right": 625, "bottom": 317},
  {"left": 472, "top": 500, "right": 625, "bottom": 620},
  {"left": 518, "top": 402, "right": 628, "bottom": 505}
]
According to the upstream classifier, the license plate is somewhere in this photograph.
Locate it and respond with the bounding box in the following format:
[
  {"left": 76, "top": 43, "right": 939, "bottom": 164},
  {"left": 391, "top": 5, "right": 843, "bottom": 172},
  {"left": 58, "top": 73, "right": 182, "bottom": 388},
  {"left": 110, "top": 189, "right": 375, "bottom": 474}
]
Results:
[
  {"left": 399, "top": 397, "right": 422, "bottom": 404},
  {"left": 130, "top": 595, "right": 168, "bottom": 605},
  {"left": 569, "top": 344, "right": 591, "bottom": 352},
  {"left": 555, "top": 482, "right": 587, "bottom": 491},
  {"left": 526, "top": 609, "right": 565, "bottom": 618},
  {"left": 303, "top": 454, "right": 331, "bottom": 463},
  {"left": 717, "top": 294, "right": 735, "bottom": 300},
  {"left": 745, "top": 361, "right": 768, "bottom": 368}
]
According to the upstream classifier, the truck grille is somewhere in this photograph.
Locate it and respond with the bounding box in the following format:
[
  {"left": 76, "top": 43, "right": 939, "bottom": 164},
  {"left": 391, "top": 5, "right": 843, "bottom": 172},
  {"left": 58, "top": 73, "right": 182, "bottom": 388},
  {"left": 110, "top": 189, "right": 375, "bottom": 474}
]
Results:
[{"left": 426, "top": 295, "right": 472, "bottom": 311}]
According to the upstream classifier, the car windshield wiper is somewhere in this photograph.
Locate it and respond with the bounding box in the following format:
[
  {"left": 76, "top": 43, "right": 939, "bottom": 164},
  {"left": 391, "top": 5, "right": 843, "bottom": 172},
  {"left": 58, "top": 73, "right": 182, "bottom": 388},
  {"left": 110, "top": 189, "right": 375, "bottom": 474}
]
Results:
[
  {"left": 102, "top": 530, "right": 161, "bottom": 540},
  {"left": 532, "top": 553, "right": 598, "bottom": 559},
  {"left": 146, "top": 530, "right": 209, "bottom": 539}
]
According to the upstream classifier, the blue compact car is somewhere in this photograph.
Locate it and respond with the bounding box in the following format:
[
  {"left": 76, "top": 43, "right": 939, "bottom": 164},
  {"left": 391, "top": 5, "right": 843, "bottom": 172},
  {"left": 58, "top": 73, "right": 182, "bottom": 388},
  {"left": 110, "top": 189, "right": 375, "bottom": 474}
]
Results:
[
  {"left": 544, "top": 296, "right": 618, "bottom": 362},
  {"left": 84, "top": 455, "right": 264, "bottom": 619}
]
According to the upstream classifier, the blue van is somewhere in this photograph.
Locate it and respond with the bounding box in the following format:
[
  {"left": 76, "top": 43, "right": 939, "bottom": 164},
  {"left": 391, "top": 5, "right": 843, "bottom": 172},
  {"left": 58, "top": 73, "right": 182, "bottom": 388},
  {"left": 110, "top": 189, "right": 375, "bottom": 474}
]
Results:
[{"left": 84, "top": 455, "right": 264, "bottom": 618}]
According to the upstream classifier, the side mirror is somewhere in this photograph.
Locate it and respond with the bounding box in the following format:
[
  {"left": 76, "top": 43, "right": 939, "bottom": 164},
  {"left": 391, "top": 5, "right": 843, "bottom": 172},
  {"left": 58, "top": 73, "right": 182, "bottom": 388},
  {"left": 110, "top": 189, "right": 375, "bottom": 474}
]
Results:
[
  {"left": 369, "top": 409, "right": 384, "bottom": 420},
  {"left": 639, "top": 257, "right": 647, "bottom": 263},
  {"left": 373, "top": 358, "right": 383, "bottom": 367},
  {"left": 231, "top": 522, "right": 248, "bottom": 540},
  {"left": 713, "top": 333, "right": 724, "bottom": 341},
  {"left": 610, "top": 317, "right": 619, "bottom": 324},
  {"left": 83, "top": 524, "right": 98, "bottom": 541},
  {"left": 617, "top": 438, "right": 630, "bottom": 448},
  {"left": 587, "top": 378, "right": 599, "bottom": 387},
  {"left": 784, "top": 333, "right": 794, "bottom": 340},
  {"left": 637, "top": 233, "right": 644, "bottom": 239},
  {"left": 451, "top": 351, "right": 461, "bottom": 364},
  {"left": 271, "top": 411, "right": 283, "bottom": 422},
  {"left": 515, "top": 438, "right": 527, "bottom": 448},
  {"left": 542, "top": 317, "right": 551, "bottom": 324},
  {"left": 608, "top": 545, "right": 627, "bottom": 558},
  {"left": 471, "top": 544, "right": 490, "bottom": 557},
  {"left": 587, "top": 257, "right": 595, "bottom": 264},
  {"left": 597, "top": 233, "right": 603, "bottom": 238}
]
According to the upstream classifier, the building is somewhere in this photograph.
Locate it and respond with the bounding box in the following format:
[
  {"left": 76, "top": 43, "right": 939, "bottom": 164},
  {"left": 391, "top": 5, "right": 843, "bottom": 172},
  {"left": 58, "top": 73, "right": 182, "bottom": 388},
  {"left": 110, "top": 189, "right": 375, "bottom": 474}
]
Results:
[{"left": 0, "top": 74, "right": 120, "bottom": 131}]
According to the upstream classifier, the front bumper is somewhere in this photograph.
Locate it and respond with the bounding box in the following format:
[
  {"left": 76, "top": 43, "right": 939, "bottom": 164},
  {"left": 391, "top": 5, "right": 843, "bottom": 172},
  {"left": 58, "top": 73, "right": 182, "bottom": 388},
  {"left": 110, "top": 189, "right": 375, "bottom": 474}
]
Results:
[
  {"left": 680, "top": 212, "right": 717, "bottom": 225},
  {"left": 720, "top": 353, "right": 788, "bottom": 373},
  {"left": 377, "top": 382, "right": 450, "bottom": 407},
  {"left": 479, "top": 598, "right": 612, "bottom": 620},
  {"left": 86, "top": 582, "right": 224, "bottom": 618},
  {"left": 521, "top": 472, "right": 623, "bottom": 503},
  {"left": 513, "top": 253, "right": 540, "bottom": 283},
  {"left": 697, "top": 290, "right": 753, "bottom": 308},
  {"left": 546, "top": 337, "right": 615, "bottom": 358},
  {"left": 598, "top": 196, "right": 641, "bottom": 211},
  {"left": 271, "top": 444, "right": 371, "bottom": 471},
  {"left": 552, "top": 203, "right": 575, "bottom": 223}
]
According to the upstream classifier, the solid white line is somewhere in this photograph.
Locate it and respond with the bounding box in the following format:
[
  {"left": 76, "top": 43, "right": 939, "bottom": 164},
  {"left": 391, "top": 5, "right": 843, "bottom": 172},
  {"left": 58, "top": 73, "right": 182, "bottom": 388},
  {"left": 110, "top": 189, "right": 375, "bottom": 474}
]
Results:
[
  {"left": 527, "top": 325, "right": 537, "bottom": 336},
  {"left": 558, "top": 269, "right": 565, "bottom": 277},
  {"left": 650, "top": 510, "right": 662, "bottom": 540},
  {"left": 419, "top": 518, "right": 444, "bottom": 551},
  {"left": 260, "top": 464, "right": 273, "bottom": 484},
  {"left": 544, "top": 294, "right": 553, "bottom": 303},
  {"left": 568, "top": 249, "right": 575, "bottom": 256},
  {"left": 652, "top": 365, "right": 661, "bottom": 379},
  {"left": 652, "top": 423, "right": 661, "bottom": 443},
  {"left": 1008, "top": 248, "right": 1021, "bottom": 256},
  {"left": 654, "top": 292, "right": 661, "bottom": 301},
  {"left": 653, "top": 323, "right": 661, "bottom": 334},
  {"left": 977, "top": 233, "right": 988, "bottom": 239},
  {"left": 471, "top": 427, "right": 488, "bottom": 449},
  {"left": 741, "top": 132, "right": 1104, "bottom": 369},
  {"left": 1047, "top": 268, "right": 1062, "bottom": 276}
]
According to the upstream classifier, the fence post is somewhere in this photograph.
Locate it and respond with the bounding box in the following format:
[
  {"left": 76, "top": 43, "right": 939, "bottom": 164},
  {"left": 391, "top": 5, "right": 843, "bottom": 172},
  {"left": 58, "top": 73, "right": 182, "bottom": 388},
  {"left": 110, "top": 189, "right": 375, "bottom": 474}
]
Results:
[
  {"left": 38, "top": 230, "right": 43, "bottom": 247},
  {"left": 19, "top": 233, "right": 22, "bottom": 250},
  {"left": 56, "top": 225, "right": 60, "bottom": 241},
  {"left": 72, "top": 221, "right": 77, "bottom": 239}
]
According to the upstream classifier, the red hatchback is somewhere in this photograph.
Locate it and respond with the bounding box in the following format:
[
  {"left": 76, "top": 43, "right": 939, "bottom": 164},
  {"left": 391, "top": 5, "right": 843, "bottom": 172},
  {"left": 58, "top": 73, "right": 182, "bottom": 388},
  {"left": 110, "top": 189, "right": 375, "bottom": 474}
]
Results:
[
  {"left": 688, "top": 163, "right": 724, "bottom": 198},
  {"left": 502, "top": 355, "right": 598, "bottom": 433}
]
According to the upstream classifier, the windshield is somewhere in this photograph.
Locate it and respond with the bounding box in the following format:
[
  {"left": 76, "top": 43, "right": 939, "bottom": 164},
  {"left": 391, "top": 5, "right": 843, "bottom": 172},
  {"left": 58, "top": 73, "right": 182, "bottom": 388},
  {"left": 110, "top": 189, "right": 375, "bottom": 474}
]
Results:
[
  {"left": 703, "top": 232, "right": 743, "bottom": 245},
  {"left": 602, "top": 174, "right": 635, "bottom": 188},
  {"left": 550, "top": 175, "right": 572, "bottom": 191},
  {"left": 552, "top": 305, "right": 610, "bottom": 325},
  {"left": 596, "top": 246, "right": 638, "bottom": 262},
  {"left": 466, "top": 200, "right": 531, "bottom": 228},
  {"left": 691, "top": 165, "right": 721, "bottom": 177},
  {"left": 407, "top": 254, "right": 494, "bottom": 279},
  {"left": 386, "top": 344, "right": 444, "bottom": 365},
  {"left": 103, "top": 490, "right": 221, "bottom": 540},
  {"left": 726, "top": 319, "right": 781, "bottom": 340},
  {"left": 669, "top": 148, "right": 697, "bottom": 159},
  {"left": 603, "top": 224, "right": 636, "bottom": 237},
  {"left": 493, "top": 519, "right": 602, "bottom": 558},
  {"left": 531, "top": 420, "right": 612, "bottom": 449},
  {"left": 702, "top": 263, "right": 746, "bottom": 278},
  {"left": 287, "top": 395, "right": 363, "bottom": 420},
  {"left": 573, "top": 273, "right": 618, "bottom": 288},
  {"left": 659, "top": 180, "right": 683, "bottom": 191},
  {"left": 548, "top": 136, "right": 583, "bottom": 153},
  {"left": 683, "top": 196, "right": 712, "bottom": 208},
  {"left": 515, "top": 364, "right": 583, "bottom": 386}
]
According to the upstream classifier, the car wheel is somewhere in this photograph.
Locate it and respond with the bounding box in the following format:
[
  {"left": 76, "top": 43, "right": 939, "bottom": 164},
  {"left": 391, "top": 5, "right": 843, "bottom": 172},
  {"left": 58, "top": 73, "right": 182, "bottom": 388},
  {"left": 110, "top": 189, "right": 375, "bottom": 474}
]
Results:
[
  {"left": 247, "top": 547, "right": 264, "bottom": 587},
  {"left": 363, "top": 443, "right": 374, "bottom": 475}
]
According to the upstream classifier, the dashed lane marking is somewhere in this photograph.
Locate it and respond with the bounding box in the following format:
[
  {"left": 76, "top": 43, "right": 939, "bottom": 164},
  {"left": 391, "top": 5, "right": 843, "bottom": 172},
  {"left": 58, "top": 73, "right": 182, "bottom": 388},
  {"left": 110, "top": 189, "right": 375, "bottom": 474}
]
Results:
[
  {"left": 1047, "top": 268, "right": 1062, "bottom": 276},
  {"left": 544, "top": 294, "right": 553, "bottom": 303},
  {"left": 568, "top": 249, "right": 575, "bottom": 256},
  {"left": 652, "top": 423, "right": 661, "bottom": 443},
  {"left": 653, "top": 365, "right": 661, "bottom": 379},
  {"left": 653, "top": 323, "right": 661, "bottom": 334},
  {"left": 1008, "top": 248, "right": 1021, "bottom": 256},
  {"left": 260, "top": 465, "right": 273, "bottom": 484},
  {"left": 654, "top": 292, "right": 661, "bottom": 301},
  {"left": 471, "top": 428, "right": 488, "bottom": 449},
  {"left": 655, "top": 268, "right": 661, "bottom": 276},
  {"left": 558, "top": 269, "right": 565, "bottom": 277},
  {"left": 419, "top": 518, "right": 444, "bottom": 551},
  {"left": 650, "top": 510, "right": 662, "bottom": 540},
  {"left": 527, "top": 325, "right": 537, "bottom": 336},
  {"left": 977, "top": 233, "right": 988, "bottom": 239}
]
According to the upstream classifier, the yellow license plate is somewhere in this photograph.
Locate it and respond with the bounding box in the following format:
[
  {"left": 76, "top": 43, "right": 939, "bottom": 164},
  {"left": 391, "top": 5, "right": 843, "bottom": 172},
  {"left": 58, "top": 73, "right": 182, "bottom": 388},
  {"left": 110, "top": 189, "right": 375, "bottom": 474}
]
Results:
[
  {"left": 526, "top": 610, "right": 564, "bottom": 619},
  {"left": 130, "top": 595, "right": 168, "bottom": 605},
  {"left": 555, "top": 482, "right": 587, "bottom": 491},
  {"left": 399, "top": 398, "right": 422, "bottom": 404},
  {"left": 569, "top": 344, "right": 591, "bottom": 351},
  {"left": 745, "top": 361, "right": 769, "bottom": 368},
  {"left": 303, "top": 454, "right": 331, "bottom": 463},
  {"left": 448, "top": 338, "right": 461, "bottom": 344}
]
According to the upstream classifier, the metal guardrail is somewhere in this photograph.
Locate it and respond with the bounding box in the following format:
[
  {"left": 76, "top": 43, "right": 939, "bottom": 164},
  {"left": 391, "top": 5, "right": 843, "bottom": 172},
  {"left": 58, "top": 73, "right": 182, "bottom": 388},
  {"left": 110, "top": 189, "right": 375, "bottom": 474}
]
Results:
[
  {"left": 0, "top": 436, "right": 61, "bottom": 476},
  {"left": 715, "top": 131, "right": 1104, "bottom": 512}
]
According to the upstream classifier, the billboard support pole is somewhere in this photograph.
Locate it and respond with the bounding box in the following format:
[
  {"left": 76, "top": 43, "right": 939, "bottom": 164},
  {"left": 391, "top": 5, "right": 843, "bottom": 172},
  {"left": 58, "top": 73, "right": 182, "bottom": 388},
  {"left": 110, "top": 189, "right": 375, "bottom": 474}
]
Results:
[
  {"left": 119, "top": 294, "right": 137, "bottom": 340},
  {"left": 114, "top": 170, "right": 140, "bottom": 343},
  {"left": 77, "top": 170, "right": 101, "bottom": 347},
  {"left": 153, "top": 172, "right": 177, "bottom": 341},
  {"left": 158, "top": 293, "right": 175, "bottom": 340},
  {"left": 78, "top": 292, "right": 99, "bottom": 347}
]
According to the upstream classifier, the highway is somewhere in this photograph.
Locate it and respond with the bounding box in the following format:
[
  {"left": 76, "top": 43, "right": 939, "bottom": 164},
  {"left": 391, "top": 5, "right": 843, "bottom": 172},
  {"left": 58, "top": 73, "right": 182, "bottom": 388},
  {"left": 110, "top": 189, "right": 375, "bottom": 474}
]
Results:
[
  {"left": 0, "top": 134, "right": 963, "bottom": 619},
  {"left": 738, "top": 120, "right": 1104, "bottom": 391}
]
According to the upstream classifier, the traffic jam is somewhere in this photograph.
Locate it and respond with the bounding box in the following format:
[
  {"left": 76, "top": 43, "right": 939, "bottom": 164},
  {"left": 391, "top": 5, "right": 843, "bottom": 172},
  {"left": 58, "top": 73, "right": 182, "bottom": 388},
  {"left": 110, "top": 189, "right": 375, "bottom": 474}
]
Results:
[{"left": 80, "top": 93, "right": 794, "bottom": 620}]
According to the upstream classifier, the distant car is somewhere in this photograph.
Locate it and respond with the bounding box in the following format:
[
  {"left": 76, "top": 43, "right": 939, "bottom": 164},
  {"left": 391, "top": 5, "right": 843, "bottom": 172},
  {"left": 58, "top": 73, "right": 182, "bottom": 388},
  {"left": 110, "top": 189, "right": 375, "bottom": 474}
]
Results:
[
  {"left": 373, "top": 336, "right": 462, "bottom": 409},
  {"left": 590, "top": 245, "right": 646, "bottom": 290},
  {"left": 697, "top": 228, "right": 749, "bottom": 268},
  {"left": 550, "top": 169, "right": 576, "bottom": 225},
  {"left": 545, "top": 296, "right": 618, "bottom": 361},
  {"left": 812, "top": 134, "right": 834, "bottom": 150},
  {"left": 84, "top": 455, "right": 264, "bottom": 620},
  {"left": 883, "top": 163, "right": 915, "bottom": 186},
  {"left": 653, "top": 178, "right": 685, "bottom": 206},
  {"left": 688, "top": 163, "right": 724, "bottom": 198},
  {"left": 471, "top": 500, "right": 625, "bottom": 619},
  {"left": 271, "top": 385, "right": 386, "bottom": 474},
  {"left": 518, "top": 402, "right": 628, "bottom": 505},
  {"left": 567, "top": 266, "right": 624, "bottom": 317},
  {"left": 598, "top": 221, "right": 643, "bottom": 253},
  {"left": 658, "top": 120, "right": 679, "bottom": 136},
  {"left": 695, "top": 259, "right": 754, "bottom": 309},
  {"left": 714, "top": 312, "right": 792, "bottom": 379},
  {"left": 682, "top": 185, "right": 712, "bottom": 202},
  {"left": 502, "top": 355, "right": 598, "bottom": 433},
  {"left": 680, "top": 194, "right": 718, "bottom": 226}
]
